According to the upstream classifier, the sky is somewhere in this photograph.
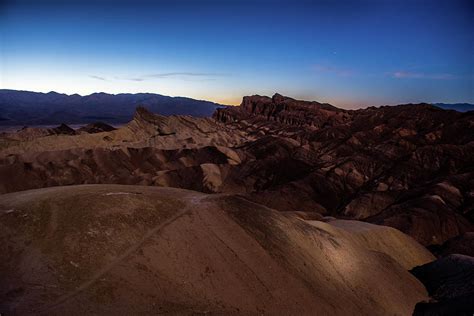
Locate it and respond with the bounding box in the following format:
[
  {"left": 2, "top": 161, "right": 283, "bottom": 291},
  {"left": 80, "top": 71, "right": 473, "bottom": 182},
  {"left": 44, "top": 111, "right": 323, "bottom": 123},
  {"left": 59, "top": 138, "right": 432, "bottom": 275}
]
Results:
[{"left": 0, "top": 0, "right": 473, "bottom": 108}]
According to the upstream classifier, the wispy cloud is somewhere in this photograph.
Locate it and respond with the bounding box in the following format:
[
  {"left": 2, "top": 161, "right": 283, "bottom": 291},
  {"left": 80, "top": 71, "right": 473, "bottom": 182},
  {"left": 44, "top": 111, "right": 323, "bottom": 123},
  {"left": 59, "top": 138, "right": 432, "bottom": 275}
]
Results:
[
  {"left": 312, "top": 64, "right": 354, "bottom": 77},
  {"left": 310, "top": 63, "right": 465, "bottom": 81},
  {"left": 89, "top": 72, "right": 229, "bottom": 83},
  {"left": 124, "top": 77, "right": 145, "bottom": 82},
  {"left": 89, "top": 75, "right": 108, "bottom": 81},
  {"left": 391, "top": 71, "right": 456, "bottom": 80},
  {"left": 113, "top": 72, "right": 230, "bottom": 82},
  {"left": 145, "top": 72, "right": 229, "bottom": 79},
  {"left": 181, "top": 78, "right": 217, "bottom": 82}
]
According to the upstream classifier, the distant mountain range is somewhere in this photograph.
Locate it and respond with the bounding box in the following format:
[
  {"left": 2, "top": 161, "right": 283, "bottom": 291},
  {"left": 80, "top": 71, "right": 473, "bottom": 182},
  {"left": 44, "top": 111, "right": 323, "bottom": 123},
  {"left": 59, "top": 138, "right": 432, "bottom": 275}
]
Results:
[
  {"left": 1, "top": 89, "right": 472, "bottom": 126},
  {"left": 0, "top": 89, "right": 223, "bottom": 125},
  {"left": 433, "top": 103, "right": 474, "bottom": 112}
]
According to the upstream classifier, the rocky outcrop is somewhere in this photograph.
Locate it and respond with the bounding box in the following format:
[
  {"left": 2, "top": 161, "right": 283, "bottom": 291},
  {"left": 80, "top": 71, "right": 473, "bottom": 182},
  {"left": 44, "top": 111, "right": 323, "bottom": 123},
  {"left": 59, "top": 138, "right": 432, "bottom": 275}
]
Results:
[
  {"left": 411, "top": 254, "right": 474, "bottom": 315},
  {"left": 77, "top": 122, "right": 116, "bottom": 134},
  {"left": 125, "top": 106, "right": 251, "bottom": 149},
  {"left": 214, "top": 93, "right": 349, "bottom": 128},
  {"left": 2, "top": 123, "right": 77, "bottom": 142},
  {"left": 52, "top": 123, "right": 76, "bottom": 135}
]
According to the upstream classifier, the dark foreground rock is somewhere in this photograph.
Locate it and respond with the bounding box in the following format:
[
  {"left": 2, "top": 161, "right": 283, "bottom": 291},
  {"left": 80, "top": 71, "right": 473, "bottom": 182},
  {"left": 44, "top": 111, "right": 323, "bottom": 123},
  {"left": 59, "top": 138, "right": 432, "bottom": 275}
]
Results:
[
  {"left": 411, "top": 254, "right": 474, "bottom": 315},
  {"left": 431, "top": 233, "right": 474, "bottom": 257}
]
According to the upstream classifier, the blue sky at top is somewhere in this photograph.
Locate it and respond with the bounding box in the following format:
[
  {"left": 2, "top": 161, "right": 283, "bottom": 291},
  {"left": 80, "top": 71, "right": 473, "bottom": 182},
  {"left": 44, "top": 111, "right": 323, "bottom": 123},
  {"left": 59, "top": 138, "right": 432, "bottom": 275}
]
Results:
[{"left": 0, "top": 0, "right": 472, "bottom": 107}]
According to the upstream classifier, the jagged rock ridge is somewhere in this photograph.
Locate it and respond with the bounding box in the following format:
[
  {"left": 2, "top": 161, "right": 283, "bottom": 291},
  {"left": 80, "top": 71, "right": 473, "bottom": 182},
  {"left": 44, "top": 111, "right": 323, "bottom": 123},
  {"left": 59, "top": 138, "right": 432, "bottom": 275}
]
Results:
[{"left": 1, "top": 95, "right": 473, "bottom": 248}]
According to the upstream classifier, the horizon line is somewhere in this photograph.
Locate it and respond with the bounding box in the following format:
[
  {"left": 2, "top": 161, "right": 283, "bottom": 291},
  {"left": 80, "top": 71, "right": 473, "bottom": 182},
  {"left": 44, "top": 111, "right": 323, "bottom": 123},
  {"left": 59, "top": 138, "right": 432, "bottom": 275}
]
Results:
[{"left": 1, "top": 88, "right": 472, "bottom": 109}]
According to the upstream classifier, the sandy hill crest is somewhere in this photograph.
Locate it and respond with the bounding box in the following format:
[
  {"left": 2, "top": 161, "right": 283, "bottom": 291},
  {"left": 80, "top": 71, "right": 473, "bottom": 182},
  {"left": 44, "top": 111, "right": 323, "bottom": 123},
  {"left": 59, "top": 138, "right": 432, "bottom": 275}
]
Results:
[{"left": 0, "top": 184, "right": 434, "bottom": 315}]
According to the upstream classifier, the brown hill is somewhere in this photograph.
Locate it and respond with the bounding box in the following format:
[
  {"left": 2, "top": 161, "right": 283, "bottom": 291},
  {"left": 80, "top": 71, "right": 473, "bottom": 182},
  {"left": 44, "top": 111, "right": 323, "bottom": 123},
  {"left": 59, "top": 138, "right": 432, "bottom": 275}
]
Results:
[{"left": 0, "top": 185, "right": 434, "bottom": 315}]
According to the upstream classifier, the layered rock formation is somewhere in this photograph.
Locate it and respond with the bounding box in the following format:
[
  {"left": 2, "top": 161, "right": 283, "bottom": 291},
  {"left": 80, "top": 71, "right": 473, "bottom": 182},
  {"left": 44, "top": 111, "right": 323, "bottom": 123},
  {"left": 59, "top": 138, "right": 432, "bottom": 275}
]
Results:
[
  {"left": 1, "top": 94, "right": 473, "bottom": 248},
  {"left": 213, "top": 95, "right": 474, "bottom": 247},
  {"left": 214, "top": 93, "right": 349, "bottom": 128}
]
